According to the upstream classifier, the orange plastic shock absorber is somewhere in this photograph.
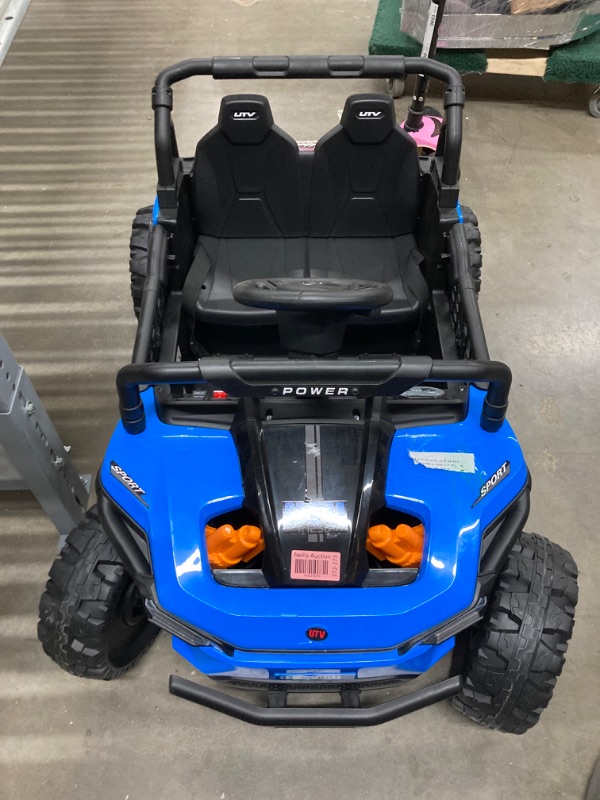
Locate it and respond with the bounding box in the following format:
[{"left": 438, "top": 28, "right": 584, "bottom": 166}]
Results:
[
  {"left": 205, "top": 523, "right": 264, "bottom": 568},
  {"left": 366, "top": 523, "right": 424, "bottom": 568}
]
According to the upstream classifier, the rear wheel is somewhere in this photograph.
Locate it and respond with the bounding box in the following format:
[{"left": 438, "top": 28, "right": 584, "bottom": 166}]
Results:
[
  {"left": 460, "top": 205, "right": 482, "bottom": 292},
  {"left": 129, "top": 205, "right": 153, "bottom": 318},
  {"left": 453, "top": 531, "right": 578, "bottom": 734},
  {"left": 38, "top": 508, "right": 159, "bottom": 680}
]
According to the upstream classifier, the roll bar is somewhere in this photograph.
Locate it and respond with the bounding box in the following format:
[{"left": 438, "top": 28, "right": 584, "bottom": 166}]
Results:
[
  {"left": 151, "top": 55, "right": 465, "bottom": 199},
  {"left": 117, "top": 356, "right": 511, "bottom": 436}
]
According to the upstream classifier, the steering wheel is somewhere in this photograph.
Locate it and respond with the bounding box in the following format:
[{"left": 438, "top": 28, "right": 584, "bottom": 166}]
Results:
[{"left": 233, "top": 277, "right": 393, "bottom": 312}]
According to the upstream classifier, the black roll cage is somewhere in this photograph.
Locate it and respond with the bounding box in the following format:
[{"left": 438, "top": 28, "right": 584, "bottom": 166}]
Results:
[
  {"left": 117, "top": 56, "right": 512, "bottom": 437},
  {"left": 151, "top": 55, "right": 465, "bottom": 213}
]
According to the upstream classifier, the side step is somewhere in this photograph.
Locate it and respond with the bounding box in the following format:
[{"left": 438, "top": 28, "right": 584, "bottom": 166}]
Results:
[{"left": 169, "top": 674, "right": 463, "bottom": 728}]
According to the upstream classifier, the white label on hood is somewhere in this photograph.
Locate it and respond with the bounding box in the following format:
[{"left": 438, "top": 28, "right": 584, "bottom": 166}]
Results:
[{"left": 409, "top": 451, "right": 475, "bottom": 473}]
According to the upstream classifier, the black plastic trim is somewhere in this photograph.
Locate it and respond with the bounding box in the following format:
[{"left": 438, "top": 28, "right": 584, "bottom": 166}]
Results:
[
  {"left": 212, "top": 566, "right": 418, "bottom": 590},
  {"left": 421, "top": 600, "right": 486, "bottom": 646},
  {"left": 477, "top": 477, "right": 530, "bottom": 596},
  {"left": 155, "top": 393, "right": 468, "bottom": 431},
  {"left": 210, "top": 673, "right": 420, "bottom": 693},
  {"left": 169, "top": 673, "right": 463, "bottom": 727},
  {"left": 96, "top": 477, "right": 153, "bottom": 586},
  {"left": 132, "top": 222, "right": 168, "bottom": 365},
  {"left": 116, "top": 356, "right": 511, "bottom": 435},
  {"left": 448, "top": 223, "right": 489, "bottom": 362},
  {"left": 145, "top": 599, "right": 210, "bottom": 647},
  {"left": 362, "top": 567, "right": 418, "bottom": 587},
  {"left": 396, "top": 597, "right": 486, "bottom": 656},
  {"left": 349, "top": 398, "right": 395, "bottom": 585},
  {"left": 213, "top": 569, "right": 269, "bottom": 588}
]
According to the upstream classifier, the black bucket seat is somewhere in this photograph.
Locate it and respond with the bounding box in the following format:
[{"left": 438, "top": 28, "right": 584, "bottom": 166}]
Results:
[{"left": 183, "top": 93, "right": 428, "bottom": 346}]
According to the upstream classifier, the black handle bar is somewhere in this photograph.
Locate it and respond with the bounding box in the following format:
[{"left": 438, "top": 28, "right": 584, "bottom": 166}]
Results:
[
  {"left": 117, "top": 356, "right": 510, "bottom": 436},
  {"left": 154, "top": 55, "right": 462, "bottom": 86},
  {"left": 152, "top": 55, "right": 464, "bottom": 192}
]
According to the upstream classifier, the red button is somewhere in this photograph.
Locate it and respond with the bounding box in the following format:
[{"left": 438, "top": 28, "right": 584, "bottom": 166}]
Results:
[{"left": 212, "top": 390, "right": 228, "bottom": 399}]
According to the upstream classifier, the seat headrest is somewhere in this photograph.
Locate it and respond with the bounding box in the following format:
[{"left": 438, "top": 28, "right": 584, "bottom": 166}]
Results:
[
  {"left": 341, "top": 94, "right": 397, "bottom": 144},
  {"left": 219, "top": 95, "right": 274, "bottom": 144}
]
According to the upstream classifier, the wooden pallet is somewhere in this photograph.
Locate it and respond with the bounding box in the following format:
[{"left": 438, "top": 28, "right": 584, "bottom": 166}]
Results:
[
  {"left": 486, "top": 48, "right": 549, "bottom": 78},
  {"left": 471, "top": 49, "right": 599, "bottom": 114}
]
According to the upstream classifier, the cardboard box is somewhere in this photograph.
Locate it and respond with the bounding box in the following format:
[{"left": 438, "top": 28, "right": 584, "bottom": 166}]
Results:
[{"left": 511, "top": 0, "right": 569, "bottom": 15}]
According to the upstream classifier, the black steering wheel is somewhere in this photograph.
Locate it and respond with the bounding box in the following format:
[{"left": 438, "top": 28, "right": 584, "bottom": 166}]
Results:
[{"left": 233, "top": 277, "right": 393, "bottom": 312}]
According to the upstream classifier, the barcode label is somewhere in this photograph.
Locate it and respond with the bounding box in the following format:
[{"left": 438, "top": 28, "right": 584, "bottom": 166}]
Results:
[{"left": 290, "top": 550, "right": 341, "bottom": 581}]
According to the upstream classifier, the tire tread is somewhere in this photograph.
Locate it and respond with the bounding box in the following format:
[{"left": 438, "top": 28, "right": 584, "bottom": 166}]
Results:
[
  {"left": 460, "top": 205, "right": 483, "bottom": 292},
  {"left": 129, "top": 206, "right": 153, "bottom": 318},
  {"left": 38, "top": 508, "right": 158, "bottom": 680},
  {"left": 453, "top": 532, "right": 578, "bottom": 734}
]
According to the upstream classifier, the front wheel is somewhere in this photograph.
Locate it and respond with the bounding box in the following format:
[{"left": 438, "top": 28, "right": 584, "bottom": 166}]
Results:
[
  {"left": 453, "top": 531, "right": 578, "bottom": 734},
  {"left": 38, "top": 508, "right": 159, "bottom": 680}
]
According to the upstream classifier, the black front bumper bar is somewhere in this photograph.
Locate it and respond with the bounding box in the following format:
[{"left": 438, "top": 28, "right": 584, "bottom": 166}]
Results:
[{"left": 169, "top": 674, "right": 463, "bottom": 727}]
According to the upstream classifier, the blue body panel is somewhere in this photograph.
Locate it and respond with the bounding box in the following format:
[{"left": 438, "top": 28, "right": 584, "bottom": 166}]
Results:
[
  {"left": 100, "top": 387, "right": 527, "bottom": 676},
  {"left": 173, "top": 635, "right": 455, "bottom": 679}
]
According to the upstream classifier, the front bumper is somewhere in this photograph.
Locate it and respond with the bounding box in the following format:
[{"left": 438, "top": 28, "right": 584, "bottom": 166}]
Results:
[
  {"left": 168, "top": 673, "right": 464, "bottom": 727},
  {"left": 170, "top": 630, "right": 456, "bottom": 686}
]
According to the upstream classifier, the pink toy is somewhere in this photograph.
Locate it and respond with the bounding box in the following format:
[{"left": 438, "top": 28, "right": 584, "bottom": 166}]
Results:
[{"left": 401, "top": 107, "right": 443, "bottom": 155}]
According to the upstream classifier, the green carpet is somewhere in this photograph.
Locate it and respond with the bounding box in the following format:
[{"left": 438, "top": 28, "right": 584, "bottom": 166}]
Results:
[
  {"left": 546, "top": 26, "right": 600, "bottom": 82},
  {"left": 369, "top": 0, "right": 600, "bottom": 83}
]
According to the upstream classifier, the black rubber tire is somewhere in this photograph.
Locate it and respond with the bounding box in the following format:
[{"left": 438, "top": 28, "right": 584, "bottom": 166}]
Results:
[
  {"left": 460, "top": 205, "right": 483, "bottom": 292},
  {"left": 129, "top": 205, "right": 153, "bottom": 318},
  {"left": 453, "top": 531, "right": 578, "bottom": 734},
  {"left": 38, "top": 507, "right": 159, "bottom": 680}
]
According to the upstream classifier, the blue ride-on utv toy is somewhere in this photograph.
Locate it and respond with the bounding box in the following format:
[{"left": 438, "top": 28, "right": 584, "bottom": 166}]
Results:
[{"left": 38, "top": 55, "right": 578, "bottom": 731}]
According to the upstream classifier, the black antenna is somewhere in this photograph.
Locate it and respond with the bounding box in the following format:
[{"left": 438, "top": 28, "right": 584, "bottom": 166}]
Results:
[{"left": 403, "top": 0, "right": 447, "bottom": 133}]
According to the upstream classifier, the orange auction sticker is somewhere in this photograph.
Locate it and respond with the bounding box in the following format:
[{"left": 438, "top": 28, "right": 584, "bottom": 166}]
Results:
[{"left": 290, "top": 550, "right": 341, "bottom": 581}]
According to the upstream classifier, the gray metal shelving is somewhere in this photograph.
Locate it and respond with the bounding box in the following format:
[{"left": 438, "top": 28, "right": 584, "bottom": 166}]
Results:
[{"left": 0, "top": 335, "right": 89, "bottom": 538}]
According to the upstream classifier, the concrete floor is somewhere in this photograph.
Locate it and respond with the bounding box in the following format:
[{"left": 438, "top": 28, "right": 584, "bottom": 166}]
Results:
[{"left": 1, "top": 0, "right": 599, "bottom": 798}]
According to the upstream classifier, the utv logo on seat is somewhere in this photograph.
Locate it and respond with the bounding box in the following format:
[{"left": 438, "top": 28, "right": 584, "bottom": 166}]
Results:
[
  {"left": 472, "top": 461, "right": 510, "bottom": 507},
  {"left": 110, "top": 461, "right": 149, "bottom": 507},
  {"left": 357, "top": 111, "right": 383, "bottom": 118},
  {"left": 232, "top": 111, "right": 257, "bottom": 119},
  {"left": 282, "top": 387, "right": 350, "bottom": 396}
]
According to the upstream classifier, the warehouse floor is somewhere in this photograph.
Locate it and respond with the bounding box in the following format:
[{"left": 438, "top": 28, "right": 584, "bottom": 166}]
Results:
[{"left": 1, "top": 1, "right": 599, "bottom": 798}]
